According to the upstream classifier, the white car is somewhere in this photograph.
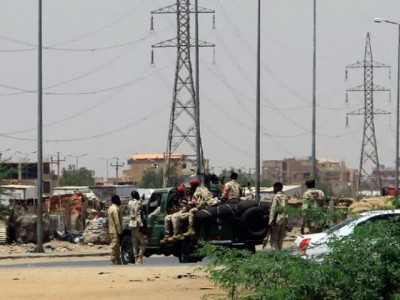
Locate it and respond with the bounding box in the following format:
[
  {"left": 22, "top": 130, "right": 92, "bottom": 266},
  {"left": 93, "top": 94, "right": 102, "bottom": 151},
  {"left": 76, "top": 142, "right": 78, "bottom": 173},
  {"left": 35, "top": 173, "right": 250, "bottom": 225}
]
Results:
[{"left": 294, "top": 209, "right": 400, "bottom": 258}]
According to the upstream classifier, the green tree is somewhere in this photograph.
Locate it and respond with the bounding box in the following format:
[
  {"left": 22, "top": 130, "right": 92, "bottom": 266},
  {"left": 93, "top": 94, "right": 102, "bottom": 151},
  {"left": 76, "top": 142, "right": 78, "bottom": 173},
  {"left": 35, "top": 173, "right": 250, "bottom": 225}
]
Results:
[
  {"left": 60, "top": 165, "right": 95, "bottom": 186},
  {"left": 138, "top": 168, "right": 164, "bottom": 188}
]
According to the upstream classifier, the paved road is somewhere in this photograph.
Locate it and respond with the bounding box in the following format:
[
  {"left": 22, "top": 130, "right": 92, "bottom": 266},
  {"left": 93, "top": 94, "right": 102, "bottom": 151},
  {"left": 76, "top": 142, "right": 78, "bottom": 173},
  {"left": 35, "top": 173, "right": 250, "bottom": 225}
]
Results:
[{"left": 0, "top": 255, "right": 207, "bottom": 269}]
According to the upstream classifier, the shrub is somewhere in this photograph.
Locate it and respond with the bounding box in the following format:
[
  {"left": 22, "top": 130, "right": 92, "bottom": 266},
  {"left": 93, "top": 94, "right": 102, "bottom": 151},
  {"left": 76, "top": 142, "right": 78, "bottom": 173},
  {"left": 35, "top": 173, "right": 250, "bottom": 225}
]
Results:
[{"left": 199, "top": 217, "right": 400, "bottom": 300}]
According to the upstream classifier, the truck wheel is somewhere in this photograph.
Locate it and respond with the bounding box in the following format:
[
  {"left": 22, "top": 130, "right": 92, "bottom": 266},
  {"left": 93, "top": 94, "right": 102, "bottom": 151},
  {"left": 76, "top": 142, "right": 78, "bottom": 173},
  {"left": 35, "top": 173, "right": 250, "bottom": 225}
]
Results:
[
  {"left": 120, "top": 234, "right": 134, "bottom": 265},
  {"left": 178, "top": 241, "right": 199, "bottom": 263},
  {"left": 239, "top": 207, "right": 268, "bottom": 240}
]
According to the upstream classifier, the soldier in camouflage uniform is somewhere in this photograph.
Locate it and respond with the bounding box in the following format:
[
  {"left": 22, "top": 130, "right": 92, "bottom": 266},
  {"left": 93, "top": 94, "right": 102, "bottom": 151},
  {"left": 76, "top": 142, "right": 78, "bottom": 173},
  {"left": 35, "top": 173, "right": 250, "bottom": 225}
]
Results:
[
  {"left": 160, "top": 185, "right": 186, "bottom": 243},
  {"left": 269, "top": 182, "right": 288, "bottom": 250},
  {"left": 183, "top": 180, "right": 216, "bottom": 236},
  {"left": 128, "top": 191, "right": 146, "bottom": 264},
  {"left": 301, "top": 178, "right": 326, "bottom": 234},
  {"left": 222, "top": 172, "right": 242, "bottom": 202}
]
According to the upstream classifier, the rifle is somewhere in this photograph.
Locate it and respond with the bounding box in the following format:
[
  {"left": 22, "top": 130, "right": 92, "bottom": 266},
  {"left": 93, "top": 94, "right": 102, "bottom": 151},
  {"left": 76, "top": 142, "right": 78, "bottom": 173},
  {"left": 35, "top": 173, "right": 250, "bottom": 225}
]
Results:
[{"left": 262, "top": 215, "right": 277, "bottom": 249}]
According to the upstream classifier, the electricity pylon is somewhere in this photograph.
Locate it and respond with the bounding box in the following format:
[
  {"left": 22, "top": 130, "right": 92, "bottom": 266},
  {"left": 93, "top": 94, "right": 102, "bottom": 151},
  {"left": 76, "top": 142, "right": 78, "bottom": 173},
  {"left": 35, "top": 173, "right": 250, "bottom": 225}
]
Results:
[
  {"left": 346, "top": 32, "right": 390, "bottom": 194},
  {"left": 151, "top": 1, "right": 215, "bottom": 187}
]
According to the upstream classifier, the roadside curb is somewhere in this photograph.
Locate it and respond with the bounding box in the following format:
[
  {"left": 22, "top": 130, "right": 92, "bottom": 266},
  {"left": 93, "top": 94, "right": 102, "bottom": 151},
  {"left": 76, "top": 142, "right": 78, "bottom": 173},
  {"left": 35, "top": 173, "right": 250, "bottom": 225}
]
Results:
[{"left": 0, "top": 252, "right": 109, "bottom": 260}]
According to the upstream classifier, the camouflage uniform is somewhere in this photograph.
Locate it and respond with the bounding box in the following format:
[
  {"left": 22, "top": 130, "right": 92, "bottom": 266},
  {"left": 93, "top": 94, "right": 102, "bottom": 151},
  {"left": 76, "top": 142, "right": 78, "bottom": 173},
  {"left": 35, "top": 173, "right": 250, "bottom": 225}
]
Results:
[
  {"left": 108, "top": 203, "right": 122, "bottom": 265},
  {"left": 302, "top": 188, "right": 326, "bottom": 233},
  {"left": 128, "top": 198, "right": 147, "bottom": 264},
  {"left": 160, "top": 201, "right": 183, "bottom": 243},
  {"left": 184, "top": 186, "right": 215, "bottom": 236},
  {"left": 222, "top": 179, "right": 241, "bottom": 201},
  {"left": 269, "top": 191, "right": 288, "bottom": 250}
]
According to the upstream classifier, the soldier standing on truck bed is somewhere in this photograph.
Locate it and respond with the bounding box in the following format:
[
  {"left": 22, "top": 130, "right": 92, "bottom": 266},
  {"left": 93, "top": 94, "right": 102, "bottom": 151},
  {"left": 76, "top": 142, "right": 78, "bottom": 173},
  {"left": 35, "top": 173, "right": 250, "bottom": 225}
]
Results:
[
  {"left": 221, "top": 172, "right": 242, "bottom": 203},
  {"left": 128, "top": 191, "right": 146, "bottom": 265},
  {"left": 301, "top": 178, "right": 326, "bottom": 234},
  {"left": 108, "top": 195, "right": 122, "bottom": 265},
  {"left": 183, "top": 180, "right": 216, "bottom": 236}
]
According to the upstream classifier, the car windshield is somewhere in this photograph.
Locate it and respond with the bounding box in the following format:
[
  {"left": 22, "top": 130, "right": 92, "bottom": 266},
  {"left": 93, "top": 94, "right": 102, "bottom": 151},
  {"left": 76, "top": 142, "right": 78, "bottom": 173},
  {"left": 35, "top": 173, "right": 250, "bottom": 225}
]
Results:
[{"left": 324, "top": 214, "right": 363, "bottom": 234}]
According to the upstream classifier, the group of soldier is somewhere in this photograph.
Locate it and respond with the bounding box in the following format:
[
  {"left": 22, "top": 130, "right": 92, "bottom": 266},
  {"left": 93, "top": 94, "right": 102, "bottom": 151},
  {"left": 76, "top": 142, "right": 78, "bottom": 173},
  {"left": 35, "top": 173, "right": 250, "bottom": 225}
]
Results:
[
  {"left": 159, "top": 171, "right": 241, "bottom": 243},
  {"left": 268, "top": 177, "right": 326, "bottom": 250},
  {"left": 107, "top": 173, "right": 325, "bottom": 264},
  {"left": 106, "top": 172, "right": 241, "bottom": 265}
]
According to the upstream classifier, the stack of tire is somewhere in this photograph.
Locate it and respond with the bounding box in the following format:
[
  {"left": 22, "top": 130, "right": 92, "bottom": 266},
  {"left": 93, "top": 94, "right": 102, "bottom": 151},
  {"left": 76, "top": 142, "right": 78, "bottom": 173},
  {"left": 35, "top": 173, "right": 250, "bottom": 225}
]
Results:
[{"left": 193, "top": 200, "right": 269, "bottom": 241}]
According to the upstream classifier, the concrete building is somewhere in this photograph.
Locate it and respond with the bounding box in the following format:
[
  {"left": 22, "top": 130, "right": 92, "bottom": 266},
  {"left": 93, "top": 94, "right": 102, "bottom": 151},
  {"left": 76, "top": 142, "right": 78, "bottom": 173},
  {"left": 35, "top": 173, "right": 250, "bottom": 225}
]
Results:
[
  {"left": 262, "top": 157, "right": 355, "bottom": 196},
  {"left": 122, "top": 153, "right": 198, "bottom": 186}
]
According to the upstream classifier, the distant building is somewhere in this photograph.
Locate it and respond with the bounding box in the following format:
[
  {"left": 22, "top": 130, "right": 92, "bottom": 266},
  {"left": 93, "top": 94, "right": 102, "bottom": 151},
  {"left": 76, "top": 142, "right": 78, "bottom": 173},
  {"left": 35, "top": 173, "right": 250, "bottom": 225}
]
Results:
[
  {"left": 262, "top": 157, "right": 356, "bottom": 196},
  {"left": 122, "top": 153, "right": 204, "bottom": 185},
  {"left": 1, "top": 161, "right": 55, "bottom": 194}
]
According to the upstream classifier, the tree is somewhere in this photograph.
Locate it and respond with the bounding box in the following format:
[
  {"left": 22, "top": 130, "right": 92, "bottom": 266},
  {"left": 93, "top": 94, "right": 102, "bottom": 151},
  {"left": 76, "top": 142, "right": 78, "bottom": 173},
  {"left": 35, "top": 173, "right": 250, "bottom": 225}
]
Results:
[
  {"left": 138, "top": 168, "right": 164, "bottom": 188},
  {"left": 60, "top": 165, "right": 95, "bottom": 186}
]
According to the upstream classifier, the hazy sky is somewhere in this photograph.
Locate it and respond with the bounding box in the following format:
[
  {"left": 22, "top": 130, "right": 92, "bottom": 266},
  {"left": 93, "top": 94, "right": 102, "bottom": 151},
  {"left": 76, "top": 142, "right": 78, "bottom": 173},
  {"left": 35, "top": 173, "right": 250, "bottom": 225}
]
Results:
[{"left": 1, "top": 0, "right": 400, "bottom": 178}]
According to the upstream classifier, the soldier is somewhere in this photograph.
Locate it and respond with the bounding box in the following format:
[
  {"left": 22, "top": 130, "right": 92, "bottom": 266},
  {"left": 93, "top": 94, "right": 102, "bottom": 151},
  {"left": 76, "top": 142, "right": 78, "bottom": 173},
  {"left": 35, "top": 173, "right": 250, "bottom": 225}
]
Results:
[
  {"left": 160, "top": 185, "right": 187, "bottom": 243},
  {"left": 128, "top": 190, "right": 146, "bottom": 265},
  {"left": 183, "top": 180, "right": 216, "bottom": 236},
  {"left": 301, "top": 178, "right": 326, "bottom": 234},
  {"left": 221, "top": 172, "right": 242, "bottom": 202},
  {"left": 160, "top": 199, "right": 191, "bottom": 243},
  {"left": 269, "top": 182, "right": 288, "bottom": 250},
  {"left": 108, "top": 194, "right": 122, "bottom": 265}
]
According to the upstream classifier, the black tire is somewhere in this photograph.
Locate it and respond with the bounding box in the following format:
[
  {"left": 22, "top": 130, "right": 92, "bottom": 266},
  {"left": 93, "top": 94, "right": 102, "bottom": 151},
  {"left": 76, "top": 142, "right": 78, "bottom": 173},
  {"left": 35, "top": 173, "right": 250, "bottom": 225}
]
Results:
[
  {"left": 177, "top": 240, "right": 199, "bottom": 263},
  {"left": 120, "top": 234, "right": 135, "bottom": 265},
  {"left": 239, "top": 207, "right": 268, "bottom": 240}
]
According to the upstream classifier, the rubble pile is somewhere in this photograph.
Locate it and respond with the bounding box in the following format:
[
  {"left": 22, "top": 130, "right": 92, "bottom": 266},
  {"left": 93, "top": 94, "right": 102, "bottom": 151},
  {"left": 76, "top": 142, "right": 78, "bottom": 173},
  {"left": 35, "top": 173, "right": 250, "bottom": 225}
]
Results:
[
  {"left": 349, "top": 196, "right": 394, "bottom": 214},
  {"left": 82, "top": 217, "right": 109, "bottom": 245}
]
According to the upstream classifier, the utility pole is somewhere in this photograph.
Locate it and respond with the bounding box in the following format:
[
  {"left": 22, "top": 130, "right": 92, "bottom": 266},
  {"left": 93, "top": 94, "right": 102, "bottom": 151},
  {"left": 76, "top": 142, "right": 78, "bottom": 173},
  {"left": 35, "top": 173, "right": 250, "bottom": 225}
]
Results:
[
  {"left": 311, "top": 0, "right": 317, "bottom": 179},
  {"left": 346, "top": 32, "right": 390, "bottom": 194},
  {"left": 110, "top": 157, "right": 124, "bottom": 185},
  {"left": 151, "top": 1, "right": 215, "bottom": 187},
  {"left": 49, "top": 152, "right": 66, "bottom": 187},
  {"left": 36, "top": 0, "right": 44, "bottom": 253}
]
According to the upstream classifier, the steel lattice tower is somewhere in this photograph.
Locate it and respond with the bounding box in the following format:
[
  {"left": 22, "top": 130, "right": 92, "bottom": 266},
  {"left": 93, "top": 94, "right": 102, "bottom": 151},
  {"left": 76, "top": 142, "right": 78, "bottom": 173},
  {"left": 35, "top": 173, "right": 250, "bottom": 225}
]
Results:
[
  {"left": 151, "top": 1, "right": 214, "bottom": 187},
  {"left": 346, "top": 32, "right": 390, "bottom": 193}
]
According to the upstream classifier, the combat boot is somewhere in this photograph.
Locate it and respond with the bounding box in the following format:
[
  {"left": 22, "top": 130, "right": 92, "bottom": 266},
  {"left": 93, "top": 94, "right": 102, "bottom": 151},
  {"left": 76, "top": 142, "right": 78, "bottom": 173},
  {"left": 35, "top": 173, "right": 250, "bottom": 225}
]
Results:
[
  {"left": 183, "top": 227, "right": 196, "bottom": 236},
  {"left": 160, "top": 235, "right": 171, "bottom": 243},
  {"left": 172, "top": 234, "right": 185, "bottom": 241},
  {"left": 167, "top": 236, "right": 176, "bottom": 242},
  {"left": 136, "top": 255, "right": 143, "bottom": 265}
]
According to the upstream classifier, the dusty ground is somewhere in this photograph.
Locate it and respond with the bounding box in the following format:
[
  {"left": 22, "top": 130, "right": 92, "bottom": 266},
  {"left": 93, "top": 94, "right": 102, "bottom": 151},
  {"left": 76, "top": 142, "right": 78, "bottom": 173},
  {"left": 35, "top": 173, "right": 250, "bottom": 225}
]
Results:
[
  {"left": 0, "top": 232, "right": 298, "bottom": 300},
  {"left": 0, "top": 241, "right": 221, "bottom": 300},
  {"left": 0, "top": 262, "right": 219, "bottom": 300}
]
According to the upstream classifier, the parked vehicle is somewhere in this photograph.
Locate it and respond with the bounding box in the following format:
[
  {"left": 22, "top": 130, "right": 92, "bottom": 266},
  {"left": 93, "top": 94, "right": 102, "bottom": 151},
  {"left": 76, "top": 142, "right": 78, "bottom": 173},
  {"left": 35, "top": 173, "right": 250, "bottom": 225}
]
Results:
[
  {"left": 120, "top": 187, "right": 269, "bottom": 264},
  {"left": 294, "top": 209, "right": 400, "bottom": 258}
]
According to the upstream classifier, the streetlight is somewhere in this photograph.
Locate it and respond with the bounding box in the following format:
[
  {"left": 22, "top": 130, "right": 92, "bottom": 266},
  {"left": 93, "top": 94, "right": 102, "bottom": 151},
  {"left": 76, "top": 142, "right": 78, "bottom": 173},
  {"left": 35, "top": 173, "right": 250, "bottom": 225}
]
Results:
[
  {"left": 68, "top": 153, "right": 87, "bottom": 169},
  {"left": 99, "top": 156, "right": 117, "bottom": 183},
  {"left": 375, "top": 17, "right": 400, "bottom": 197}
]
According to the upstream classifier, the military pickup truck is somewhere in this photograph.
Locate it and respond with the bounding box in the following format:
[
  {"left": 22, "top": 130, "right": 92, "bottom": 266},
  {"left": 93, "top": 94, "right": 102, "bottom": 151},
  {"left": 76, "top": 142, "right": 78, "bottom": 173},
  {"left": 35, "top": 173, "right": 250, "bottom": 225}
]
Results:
[{"left": 120, "top": 187, "right": 269, "bottom": 264}]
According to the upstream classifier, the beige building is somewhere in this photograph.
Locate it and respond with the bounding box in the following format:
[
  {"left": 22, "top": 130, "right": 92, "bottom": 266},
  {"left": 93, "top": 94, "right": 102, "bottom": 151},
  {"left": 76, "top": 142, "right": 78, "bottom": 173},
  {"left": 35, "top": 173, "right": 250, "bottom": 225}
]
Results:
[
  {"left": 122, "top": 153, "right": 198, "bottom": 185},
  {"left": 262, "top": 157, "right": 355, "bottom": 196}
]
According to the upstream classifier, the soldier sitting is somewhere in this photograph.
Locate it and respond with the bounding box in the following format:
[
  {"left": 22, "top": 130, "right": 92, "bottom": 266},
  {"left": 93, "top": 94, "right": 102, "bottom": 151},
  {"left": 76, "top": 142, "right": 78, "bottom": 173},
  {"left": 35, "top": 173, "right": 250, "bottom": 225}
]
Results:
[
  {"left": 160, "top": 185, "right": 187, "bottom": 243},
  {"left": 183, "top": 180, "right": 216, "bottom": 237}
]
